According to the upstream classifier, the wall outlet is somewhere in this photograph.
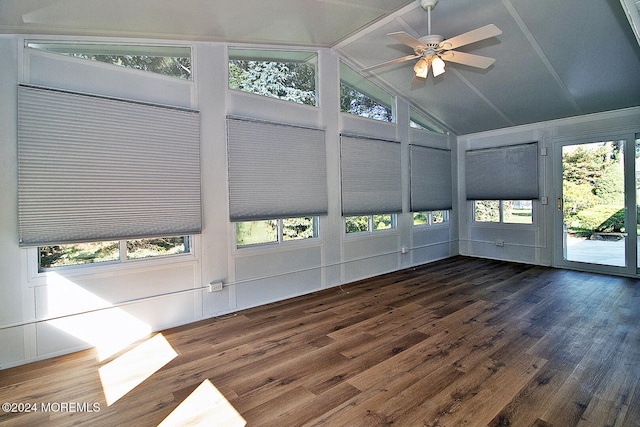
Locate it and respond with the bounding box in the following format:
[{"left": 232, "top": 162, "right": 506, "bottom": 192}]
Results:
[
  {"left": 208, "top": 281, "right": 223, "bottom": 292},
  {"left": 495, "top": 240, "right": 505, "bottom": 247}
]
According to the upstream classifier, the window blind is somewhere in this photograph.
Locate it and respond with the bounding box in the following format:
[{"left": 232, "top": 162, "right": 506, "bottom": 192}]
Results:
[
  {"left": 226, "top": 117, "right": 327, "bottom": 222},
  {"left": 465, "top": 142, "right": 539, "bottom": 200},
  {"left": 340, "top": 135, "right": 402, "bottom": 216},
  {"left": 409, "top": 145, "right": 452, "bottom": 211},
  {"left": 17, "top": 85, "right": 201, "bottom": 247}
]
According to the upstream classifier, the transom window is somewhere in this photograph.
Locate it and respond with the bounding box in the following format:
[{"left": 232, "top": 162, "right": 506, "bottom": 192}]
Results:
[
  {"left": 235, "top": 217, "right": 319, "bottom": 248},
  {"left": 410, "top": 108, "right": 446, "bottom": 134},
  {"left": 340, "top": 62, "right": 395, "bottom": 122},
  {"left": 473, "top": 200, "right": 533, "bottom": 224},
  {"left": 228, "top": 48, "right": 317, "bottom": 106},
  {"left": 26, "top": 42, "right": 192, "bottom": 80},
  {"left": 39, "top": 236, "right": 191, "bottom": 271}
]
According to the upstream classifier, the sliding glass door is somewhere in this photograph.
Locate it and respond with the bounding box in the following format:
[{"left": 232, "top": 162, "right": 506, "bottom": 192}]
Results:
[{"left": 555, "top": 132, "right": 639, "bottom": 276}]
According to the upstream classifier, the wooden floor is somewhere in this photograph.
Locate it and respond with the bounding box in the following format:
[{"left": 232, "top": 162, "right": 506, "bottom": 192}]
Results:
[{"left": 1, "top": 256, "right": 640, "bottom": 426}]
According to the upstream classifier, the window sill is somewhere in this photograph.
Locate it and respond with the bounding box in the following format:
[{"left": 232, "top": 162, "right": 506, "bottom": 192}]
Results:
[
  {"left": 344, "top": 228, "right": 399, "bottom": 241},
  {"left": 26, "top": 250, "right": 197, "bottom": 288},
  {"left": 232, "top": 237, "right": 323, "bottom": 258},
  {"left": 470, "top": 221, "right": 536, "bottom": 230}
]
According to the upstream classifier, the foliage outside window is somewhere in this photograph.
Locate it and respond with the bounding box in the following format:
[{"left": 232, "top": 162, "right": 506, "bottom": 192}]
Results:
[
  {"left": 340, "top": 62, "right": 394, "bottom": 122},
  {"left": 473, "top": 201, "right": 533, "bottom": 224},
  {"left": 26, "top": 43, "right": 192, "bottom": 80},
  {"left": 413, "top": 210, "right": 450, "bottom": 226},
  {"left": 345, "top": 214, "right": 396, "bottom": 234},
  {"left": 39, "top": 236, "right": 190, "bottom": 270},
  {"left": 228, "top": 49, "right": 317, "bottom": 106},
  {"left": 563, "top": 140, "right": 625, "bottom": 237},
  {"left": 236, "top": 217, "right": 319, "bottom": 248}
]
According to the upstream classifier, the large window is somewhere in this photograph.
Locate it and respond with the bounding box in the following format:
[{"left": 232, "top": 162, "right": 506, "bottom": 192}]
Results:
[
  {"left": 39, "top": 237, "right": 191, "bottom": 270},
  {"left": 345, "top": 214, "right": 396, "bottom": 234},
  {"left": 236, "top": 217, "right": 319, "bottom": 248},
  {"left": 26, "top": 42, "right": 192, "bottom": 80},
  {"left": 340, "top": 62, "right": 394, "bottom": 122},
  {"left": 473, "top": 200, "right": 533, "bottom": 224},
  {"left": 228, "top": 49, "right": 317, "bottom": 106}
]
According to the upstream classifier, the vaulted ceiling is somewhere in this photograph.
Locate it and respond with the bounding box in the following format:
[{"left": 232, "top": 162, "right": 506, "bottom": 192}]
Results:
[{"left": 2, "top": 0, "right": 639, "bottom": 135}]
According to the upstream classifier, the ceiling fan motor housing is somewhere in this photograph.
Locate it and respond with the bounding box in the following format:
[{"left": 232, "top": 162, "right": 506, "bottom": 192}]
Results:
[{"left": 416, "top": 34, "right": 444, "bottom": 56}]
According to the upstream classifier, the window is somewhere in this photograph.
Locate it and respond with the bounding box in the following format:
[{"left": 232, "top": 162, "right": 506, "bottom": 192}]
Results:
[
  {"left": 236, "top": 217, "right": 319, "bottom": 248},
  {"left": 409, "top": 108, "right": 446, "bottom": 134},
  {"left": 473, "top": 200, "right": 533, "bottom": 224},
  {"left": 228, "top": 49, "right": 317, "bottom": 106},
  {"left": 39, "top": 236, "right": 191, "bottom": 270},
  {"left": 340, "top": 62, "right": 394, "bottom": 122},
  {"left": 26, "top": 42, "right": 192, "bottom": 80},
  {"left": 413, "top": 210, "right": 450, "bottom": 226},
  {"left": 345, "top": 214, "right": 397, "bottom": 234}
]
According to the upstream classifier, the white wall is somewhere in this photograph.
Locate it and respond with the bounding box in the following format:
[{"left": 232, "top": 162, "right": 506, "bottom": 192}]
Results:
[
  {"left": 0, "top": 37, "right": 455, "bottom": 369},
  {"left": 3, "top": 34, "right": 638, "bottom": 369},
  {"left": 457, "top": 107, "right": 640, "bottom": 267}
]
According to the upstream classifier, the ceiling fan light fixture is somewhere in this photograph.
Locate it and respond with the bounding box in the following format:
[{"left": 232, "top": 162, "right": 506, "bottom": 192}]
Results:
[
  {"left": 432, "top": 56, "right": 446, "bottom": 77},
  {"left": 414, "top": 57, "right": 429, "bottom": 78}
]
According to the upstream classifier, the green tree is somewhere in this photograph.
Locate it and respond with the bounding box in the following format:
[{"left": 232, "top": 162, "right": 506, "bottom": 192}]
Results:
[
  {"left": 72, "top": 54, "right": 191, "bottom": 79},
  {"left": 345, "top": 216, "right": 369, "bottom": 233},
  {"left": 283, "top": 217, "right": 315, "bottom": 240},
  {"left": 562, "top": 142, "right": 624, "bottom": 232},
  {"left": 229, "top": 60, "right": 316, "bottom": 105},
  {"left": 339, "top": 83, "right": 392, "bottom": 122},
  {"left": 474, "top": 200, "right": 499, "bottom": 222}
]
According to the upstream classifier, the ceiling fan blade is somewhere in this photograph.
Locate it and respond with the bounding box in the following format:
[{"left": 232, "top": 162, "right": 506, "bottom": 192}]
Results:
[
  {"left": 441, "top": 51, "right": 496, "bottom": 69},
  {"left": 387, "top": 31, "right": 425, "bottom": 50},
  {"left": 439, "top": 24, "right": 502, "bottom": 50},
  {"left": 361, "top": 54, "right": 421, "bottom": 72}
]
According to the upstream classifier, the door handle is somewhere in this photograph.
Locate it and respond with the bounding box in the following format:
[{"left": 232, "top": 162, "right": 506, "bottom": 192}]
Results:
[{"left": 557, "top": 197, "right": 562, "bottom": 211}]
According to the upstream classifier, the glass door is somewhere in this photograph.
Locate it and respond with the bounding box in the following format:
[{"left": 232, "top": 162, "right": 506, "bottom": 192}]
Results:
[{"left": 555, "top": 134, "right": 638, "bottom": 275}]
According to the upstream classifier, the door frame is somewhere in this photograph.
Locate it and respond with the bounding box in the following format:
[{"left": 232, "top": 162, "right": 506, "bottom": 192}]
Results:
[{"left": 553, "top": 131, "right": 638, "bottom": 277}]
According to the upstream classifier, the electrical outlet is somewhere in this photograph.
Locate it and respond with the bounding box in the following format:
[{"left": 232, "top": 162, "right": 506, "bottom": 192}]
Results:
[
  {"left": 495, "top": 240, "right": 504, "bottom": 247},
  {"left": 208, "top": 281, "right": 223, "bottom": 292}
]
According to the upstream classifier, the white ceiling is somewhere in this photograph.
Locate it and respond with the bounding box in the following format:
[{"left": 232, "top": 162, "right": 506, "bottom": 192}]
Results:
[{"left": 2, "top": 0, "right": 639, "bottom": 135}]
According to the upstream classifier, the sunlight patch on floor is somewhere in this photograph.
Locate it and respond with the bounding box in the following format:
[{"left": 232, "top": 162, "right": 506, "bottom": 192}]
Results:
[
  {"left": 45, "top": 272, "right": 152, "bottom": 360},
  {"left": 158, "top": 379, "right": 246, "bottom": 427},
  {"left": 98, "top": 333, "right": 177, "bottom": 406}
]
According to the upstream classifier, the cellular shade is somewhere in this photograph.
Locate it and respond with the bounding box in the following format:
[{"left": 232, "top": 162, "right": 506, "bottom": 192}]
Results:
[
  {"left": 465, "top": 142, "right": 539, "bottom": 200},
  {"left": 17, "top": 84, "right": 201, "bottom": 247},
  {"left": 227, "top": 117, "right": 327, "bottom": 222},
  {"left": 340, "top": 135, "right": 402, "bottom": 216},
  {"left": 409, "top": 145, "right": 452, "bottom": 211}
]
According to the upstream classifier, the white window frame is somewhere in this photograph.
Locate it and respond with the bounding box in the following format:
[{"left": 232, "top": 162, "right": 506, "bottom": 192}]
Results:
[
  {"left": 25, "top": 41, "right": 193, "bottom": 80},
  {"left": 235, "top": 217, "right": 320, "bottom": 249},
  {"left": 26, "top": 236, "right": 197, "bottom": 285},
  {"left": 228, "top": 48, "right": 318, "bottom": 106},
  {"left": 413, "top": 210, "right": 450, "bottom": 227},
  {"left": 472, "top": 200, "right": 534, "bottom": 225},
  {"left": 339, "top": 61, "right": 396, "bottom": 123}
]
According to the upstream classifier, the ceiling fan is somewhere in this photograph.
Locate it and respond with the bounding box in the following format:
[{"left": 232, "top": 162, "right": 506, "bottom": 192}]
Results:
[{"left": 363, "top": 0, "right": 502, "bottom": 79}]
